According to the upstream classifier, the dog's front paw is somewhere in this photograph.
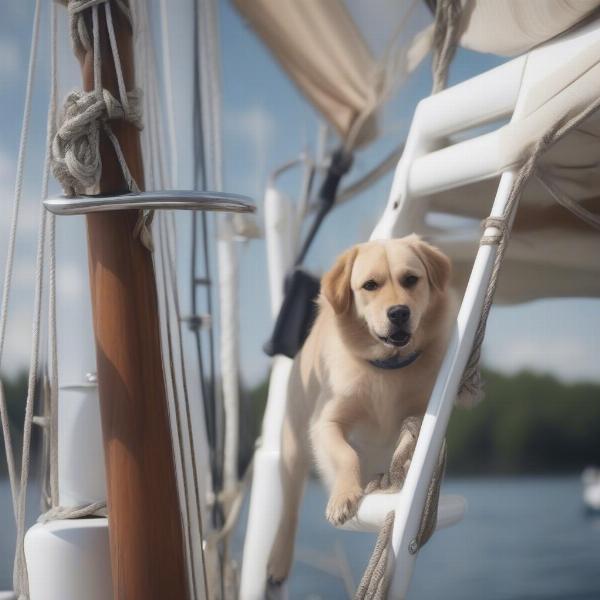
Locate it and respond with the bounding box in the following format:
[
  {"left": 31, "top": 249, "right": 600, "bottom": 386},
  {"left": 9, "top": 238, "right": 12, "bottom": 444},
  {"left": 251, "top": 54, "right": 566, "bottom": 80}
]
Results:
[
  {"left": 326, "top": 486, "right": 362, "bottom": 526},
  {"left": 267, "top": 536, "right": 293, "bottom": 584},
  {"left": 267, "top": 556, "right": 290, "bottom": 586}
]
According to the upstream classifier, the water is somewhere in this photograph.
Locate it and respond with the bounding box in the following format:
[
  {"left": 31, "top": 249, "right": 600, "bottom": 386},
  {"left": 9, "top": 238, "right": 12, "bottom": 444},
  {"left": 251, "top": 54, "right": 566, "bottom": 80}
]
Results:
[
  {"left": 231, "top": 476, "right": 600, "bottom": 600},
  {"left": 2, "top": 476, "right": 600, "bottom": 598}
]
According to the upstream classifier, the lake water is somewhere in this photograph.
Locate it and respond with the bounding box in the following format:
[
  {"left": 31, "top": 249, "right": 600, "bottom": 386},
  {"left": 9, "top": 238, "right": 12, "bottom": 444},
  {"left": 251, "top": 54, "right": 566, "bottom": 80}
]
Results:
[{"left": 2, "top": 476, "right": 600, "bottom": 598}]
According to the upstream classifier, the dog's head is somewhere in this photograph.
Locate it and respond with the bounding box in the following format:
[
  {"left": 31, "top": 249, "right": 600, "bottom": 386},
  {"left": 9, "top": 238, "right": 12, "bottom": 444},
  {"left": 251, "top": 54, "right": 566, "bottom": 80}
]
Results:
[{"left": 321, "top": 235, "right": 451, "bottom": 357}]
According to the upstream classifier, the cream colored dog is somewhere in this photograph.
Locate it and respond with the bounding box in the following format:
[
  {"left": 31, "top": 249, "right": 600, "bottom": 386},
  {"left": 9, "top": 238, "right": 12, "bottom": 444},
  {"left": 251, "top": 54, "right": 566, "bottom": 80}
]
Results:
[{"left": 267, "top": 235, "right": 455, "bottom": 583}]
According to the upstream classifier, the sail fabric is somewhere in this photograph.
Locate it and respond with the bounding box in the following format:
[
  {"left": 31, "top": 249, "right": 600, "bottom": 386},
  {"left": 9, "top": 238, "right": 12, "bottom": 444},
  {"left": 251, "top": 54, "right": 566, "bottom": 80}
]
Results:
[
  {"left": 424, "top": 22, "right": 600, "bottom": 302},
  {"left": 233, "top": 0, "right": 432, "bottom": 148},
  {"left": 233, "top": 0, "right": 600, "bottom": 149},
  {"left": 233, "top": 0, "right": 379, "bottom": 146}
]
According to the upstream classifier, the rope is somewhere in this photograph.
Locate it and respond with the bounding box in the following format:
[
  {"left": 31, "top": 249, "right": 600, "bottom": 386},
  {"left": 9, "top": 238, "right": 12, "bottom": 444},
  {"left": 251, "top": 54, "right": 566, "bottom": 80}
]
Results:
[
  {"left": 51, "top": 0, "right": 152, "bottom": 250},
  {"left": 12, "top": 3, "right": 59, "bottom": 595},
  {"left": 51, "top": 87, "right": 142, "bottom": 195},
  {"left": 38, "top": 501, "right": 107, "bottom": 523},
  {"left": 157, "top": 213, "right": 207, "bottom": 600},
  {"left": 136, "top": 0, "right": 209, "bottom": 592},
  {"left": 431, "top": 0, "right": 462, "bottom": 93},
  {"left": 0, "top": 0, "right": 45, "bottom": 528},
  {"left": 355, "top": 418, "right": 446, "bottom": 599},
  {"left": 457, "top": 94, "right": 600, "bottom": 407}
]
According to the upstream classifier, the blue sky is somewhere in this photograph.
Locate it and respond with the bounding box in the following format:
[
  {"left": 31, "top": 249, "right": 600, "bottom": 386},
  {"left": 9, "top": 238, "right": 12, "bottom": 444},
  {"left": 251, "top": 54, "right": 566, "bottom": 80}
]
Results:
[{"left": 1, "top": 1, "right": 599, "bottom": 388}]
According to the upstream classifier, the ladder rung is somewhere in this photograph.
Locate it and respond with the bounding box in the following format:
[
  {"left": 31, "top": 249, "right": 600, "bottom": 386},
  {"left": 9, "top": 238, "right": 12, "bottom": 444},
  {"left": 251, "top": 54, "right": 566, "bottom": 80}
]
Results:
[{"left": 338, "top": 493, "right": 467, "bottom": 534}]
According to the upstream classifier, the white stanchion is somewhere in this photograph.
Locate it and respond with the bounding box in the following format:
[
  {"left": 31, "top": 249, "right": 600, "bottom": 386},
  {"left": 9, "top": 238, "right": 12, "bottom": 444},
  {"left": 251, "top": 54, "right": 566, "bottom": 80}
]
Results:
[
  {"left": 239, "top": 356, "right": 293, "bottom": 600},
  {"left": 25, "top": 519, "right": 112, "bottom": 600},
  {"left": 58, "top": 384, "right": 106, "bottom": 507}
]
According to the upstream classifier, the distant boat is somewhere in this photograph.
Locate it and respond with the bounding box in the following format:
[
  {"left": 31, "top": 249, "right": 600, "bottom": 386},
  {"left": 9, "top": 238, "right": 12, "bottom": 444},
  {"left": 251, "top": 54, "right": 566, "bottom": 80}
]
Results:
[{"left": 582, "top": 467, "right": 600, "bottom": 513}]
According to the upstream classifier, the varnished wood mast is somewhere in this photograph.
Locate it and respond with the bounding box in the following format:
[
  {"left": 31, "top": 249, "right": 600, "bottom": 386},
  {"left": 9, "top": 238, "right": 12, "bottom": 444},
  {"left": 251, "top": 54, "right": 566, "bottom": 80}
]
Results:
[{"left": 77, "top": 6, "right": 191, "bottom": 600}]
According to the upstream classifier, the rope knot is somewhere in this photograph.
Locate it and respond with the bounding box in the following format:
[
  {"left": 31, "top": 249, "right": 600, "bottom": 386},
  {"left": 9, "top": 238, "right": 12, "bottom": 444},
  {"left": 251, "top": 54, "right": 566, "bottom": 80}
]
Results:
[
  {"left": 480, "top": 216, "right": 507, "bottom": 246},
  {"left": 51, "top": 87, "right": 142, "bottom": 196}
]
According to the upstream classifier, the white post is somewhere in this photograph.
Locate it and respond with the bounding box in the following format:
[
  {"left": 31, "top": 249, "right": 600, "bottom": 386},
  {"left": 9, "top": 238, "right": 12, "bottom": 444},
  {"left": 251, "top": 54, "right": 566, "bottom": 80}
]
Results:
[
  {"left": 218, "top": 217, "right": 242, "bottom": 493},
  {"left": 240, "top": 173, "right": 300, "bottom": 599}
]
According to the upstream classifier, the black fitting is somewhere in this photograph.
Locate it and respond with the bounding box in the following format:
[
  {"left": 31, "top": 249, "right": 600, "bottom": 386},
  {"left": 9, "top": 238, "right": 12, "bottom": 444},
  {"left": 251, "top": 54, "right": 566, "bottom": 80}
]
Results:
[{"left": 316, "top": 149, "right": 354, "bottom": 210}]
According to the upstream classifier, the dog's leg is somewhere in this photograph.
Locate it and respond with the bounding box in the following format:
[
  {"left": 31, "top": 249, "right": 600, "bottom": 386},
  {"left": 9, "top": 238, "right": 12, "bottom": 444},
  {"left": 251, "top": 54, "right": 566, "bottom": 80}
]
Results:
[
  {"left": 267, "top": 414, "right": 310, "bottom": 584},
  {"left": 313, "top": 401, "right": 364, "bottom": 526}
]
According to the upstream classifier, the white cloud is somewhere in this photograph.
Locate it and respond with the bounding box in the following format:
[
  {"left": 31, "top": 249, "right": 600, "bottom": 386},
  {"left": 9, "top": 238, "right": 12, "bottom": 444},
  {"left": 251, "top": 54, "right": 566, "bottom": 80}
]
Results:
[{"left": 224, "top": 105, "right": 277, "bottom": 198}]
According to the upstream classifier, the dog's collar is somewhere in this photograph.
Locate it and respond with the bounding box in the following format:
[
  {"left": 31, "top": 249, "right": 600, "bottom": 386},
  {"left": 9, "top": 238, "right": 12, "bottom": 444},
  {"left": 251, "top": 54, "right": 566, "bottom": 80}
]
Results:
[{"left": 369, "top": 350, "right": 422, "bottom": 370}]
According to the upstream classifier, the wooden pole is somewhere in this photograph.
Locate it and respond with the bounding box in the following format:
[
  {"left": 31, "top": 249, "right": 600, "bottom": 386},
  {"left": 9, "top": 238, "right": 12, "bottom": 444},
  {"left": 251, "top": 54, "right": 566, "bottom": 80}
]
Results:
[{"left": 76, "top": 6, "right": 191, "bottom": 599}]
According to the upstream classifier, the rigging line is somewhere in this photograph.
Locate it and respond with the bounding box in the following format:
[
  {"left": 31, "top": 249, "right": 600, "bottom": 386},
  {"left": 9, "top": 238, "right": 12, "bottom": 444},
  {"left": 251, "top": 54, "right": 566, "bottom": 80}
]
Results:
[
  {"left": 159, "top": 0, "right": 178, "bottom": 185},
  {"left": 47, "top": 0, "right": 60, "bottom": 510},
  {"left": 203, "top": 0, "right": 242, "bottom": 499},
  {"left": 192, "top": 0, "right": 221, "bottom": 502},
  {"left": 139, "top": 0, "right": 161, "bottom": 191},
  {"left": 15, "top": 0, "right": 58, "bottom": 592},
  {"left": 337, "top": 143, "right": 405, "bottom": 206},
  {"left": 0, "top": 0, "right": 43, "bottom": 521},
  {"left": 194, "top": 13, "right": 225, "bottom": 598},
  {"left": 165, "top": 210, "right": 211, "bottom": 600},
  {"left": 199, "top": 0, "right": 232, "bottom": 504},
  {"left": 202, "top": 213, "right": 219, "bottom": 482},
  {"left": 148, "top": 26, "right": 204, "bottom": 590},
  {"left": 136, "top": 5, "right": 205, "bottom": 594},
  {"left": 157, "top": 214, "right": 201, "bottom": 600},
  {"left": 104, "top": 2, "right": 130, "bottom": 114}
]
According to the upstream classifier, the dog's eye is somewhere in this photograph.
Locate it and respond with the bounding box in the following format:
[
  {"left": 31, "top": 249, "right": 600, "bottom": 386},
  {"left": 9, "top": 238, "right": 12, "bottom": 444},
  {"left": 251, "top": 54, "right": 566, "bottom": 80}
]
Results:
[
  {"left": 362, "top": 279, "right": 379, "bottom": 291},
  {"left": 402, "top": 274, "right": 419, "bottom": 288}
]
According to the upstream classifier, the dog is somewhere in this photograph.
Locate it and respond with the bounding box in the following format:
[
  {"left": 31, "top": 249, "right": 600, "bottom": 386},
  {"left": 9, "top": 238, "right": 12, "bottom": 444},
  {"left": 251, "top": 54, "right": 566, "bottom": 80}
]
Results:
[{"left": 267, "top": 234, "right": 456, "bottom": 583}]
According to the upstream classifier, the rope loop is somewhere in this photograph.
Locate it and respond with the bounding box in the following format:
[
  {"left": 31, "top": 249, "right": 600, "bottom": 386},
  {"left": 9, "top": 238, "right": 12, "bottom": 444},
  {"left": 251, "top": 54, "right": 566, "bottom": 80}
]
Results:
[
  {"left": 58, "top": 0, "right": 133, "bottom": 58},
  {"left": 38, "top": 501, "right": 107, "bottom": 524}
]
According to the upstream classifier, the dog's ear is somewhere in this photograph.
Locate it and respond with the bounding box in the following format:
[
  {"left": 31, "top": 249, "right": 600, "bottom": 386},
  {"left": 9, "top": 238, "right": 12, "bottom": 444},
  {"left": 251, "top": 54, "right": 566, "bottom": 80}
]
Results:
[
  {"left": 321, "top": 246, "right": 358, "bottom": 314},
  {"left": 410, "top": 236, "right": 451, "bottom": 292}
]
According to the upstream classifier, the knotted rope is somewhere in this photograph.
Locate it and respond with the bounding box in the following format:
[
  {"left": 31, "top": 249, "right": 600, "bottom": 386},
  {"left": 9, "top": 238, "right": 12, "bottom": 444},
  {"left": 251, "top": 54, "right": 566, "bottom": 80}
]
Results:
[
  {"left": 51, "top": 0, "right": 153, "bottom": 250},
  {"left": 52, "top": 87, "right": 142, "bottom": 196},
  {"left": 355, "top": 417, "right": 446, "bottom": 600}
]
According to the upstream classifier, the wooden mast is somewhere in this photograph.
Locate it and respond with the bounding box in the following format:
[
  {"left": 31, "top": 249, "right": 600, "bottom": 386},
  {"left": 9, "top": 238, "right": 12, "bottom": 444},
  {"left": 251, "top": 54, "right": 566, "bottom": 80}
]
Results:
[{"left": 76, "top": 5, "right": 191, "bottom": 599}]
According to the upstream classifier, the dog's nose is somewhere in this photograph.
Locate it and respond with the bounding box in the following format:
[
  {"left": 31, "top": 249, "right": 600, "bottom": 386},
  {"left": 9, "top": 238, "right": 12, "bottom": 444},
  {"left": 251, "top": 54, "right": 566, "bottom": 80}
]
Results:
[{"left": 387, "top": 304, "right": 410, "bottom": 324}]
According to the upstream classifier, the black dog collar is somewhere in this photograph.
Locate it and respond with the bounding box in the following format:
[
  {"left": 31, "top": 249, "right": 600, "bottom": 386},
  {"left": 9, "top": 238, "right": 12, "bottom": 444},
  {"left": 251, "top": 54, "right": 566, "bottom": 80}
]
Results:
[{"left": 369, "top": 350, "right": 422, "bottom": 370}]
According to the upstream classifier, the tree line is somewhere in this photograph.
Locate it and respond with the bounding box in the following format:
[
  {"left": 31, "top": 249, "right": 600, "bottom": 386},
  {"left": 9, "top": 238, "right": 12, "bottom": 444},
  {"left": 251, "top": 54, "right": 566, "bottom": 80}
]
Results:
[
  {"left": 244, "top": 368, "right": 600, "bottom": 476},
  {"left": 2, "top": 367, "right": 599, "bottom": 478}
]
